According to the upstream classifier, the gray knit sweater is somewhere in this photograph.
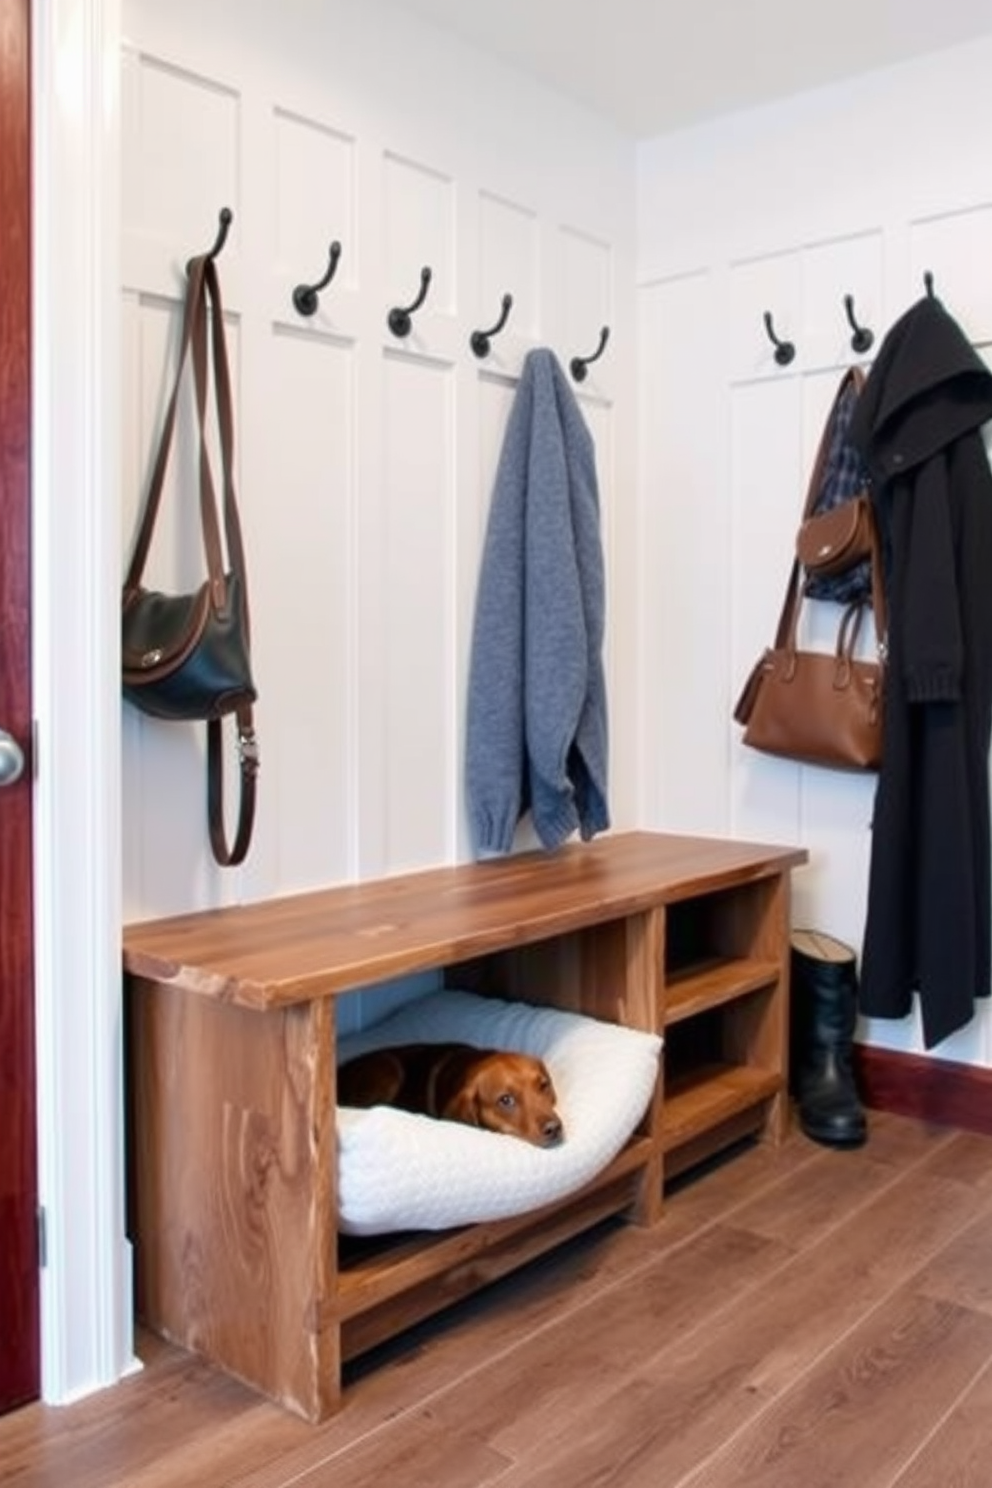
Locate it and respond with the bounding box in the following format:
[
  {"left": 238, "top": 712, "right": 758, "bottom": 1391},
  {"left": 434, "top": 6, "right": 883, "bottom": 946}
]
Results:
[{"left": 466, "top": 348, "right": 610, "bottom": 856}]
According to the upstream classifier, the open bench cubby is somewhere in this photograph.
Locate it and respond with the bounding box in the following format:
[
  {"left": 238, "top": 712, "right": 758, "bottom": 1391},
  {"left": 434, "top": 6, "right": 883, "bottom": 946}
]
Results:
[{"left": 123, "top": 830, "right": 805, "bottom": 1421}]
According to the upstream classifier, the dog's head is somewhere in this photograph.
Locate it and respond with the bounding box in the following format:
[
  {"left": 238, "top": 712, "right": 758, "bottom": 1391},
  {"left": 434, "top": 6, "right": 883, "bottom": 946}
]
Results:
[{"left": 441, "top": 1050, "right": 564, "bottom": 1147}]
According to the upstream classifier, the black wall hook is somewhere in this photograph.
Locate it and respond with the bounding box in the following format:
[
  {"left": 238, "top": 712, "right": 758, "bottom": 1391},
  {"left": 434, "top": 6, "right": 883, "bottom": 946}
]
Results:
[
  {"left": 844, "top": 293, "right": 874, "bottom": 354},
  {"left": 292, "top": 240, "right": 342, "bottom": 317},
  {"left": 924, "top": 270, "right": 936, "bottom": 298},
  {"left": 206, "top": 207, "right": 233, "bottom": 260},
  {"left": 570, "top": 325, "right": 610, "bottom": 382},
  {"left": 762, "top": 310, "right": 795, "bottom": 366},
  {"left": 470, "top": 293, "right": 513, "bottom": 358},
  {"left": 388, "top": 266, "right": 432, "bottom": 338},
  {"left": 187, "top": 207, "right": 233, "bottom": 274}
]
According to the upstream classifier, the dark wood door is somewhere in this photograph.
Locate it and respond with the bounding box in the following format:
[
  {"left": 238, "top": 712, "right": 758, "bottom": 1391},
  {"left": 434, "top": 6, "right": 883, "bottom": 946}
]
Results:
[{"left": 0, "top": 0, "right": 39, "bottom": 1413}]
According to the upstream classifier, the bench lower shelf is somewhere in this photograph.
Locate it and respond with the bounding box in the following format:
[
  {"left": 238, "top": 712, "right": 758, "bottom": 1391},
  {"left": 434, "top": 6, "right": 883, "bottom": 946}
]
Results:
[
  {"left": 339, "top": 1136, "right": 656, "bottom": 1358},
  {"left": 663, "top": 1062, "right": 783, "bottom": 1153}
]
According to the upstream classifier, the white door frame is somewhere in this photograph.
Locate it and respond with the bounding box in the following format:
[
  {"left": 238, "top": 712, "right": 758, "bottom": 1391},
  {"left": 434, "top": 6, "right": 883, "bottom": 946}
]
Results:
[{"left": 32, "top": 0, "right": 134, "bottom": 1402}]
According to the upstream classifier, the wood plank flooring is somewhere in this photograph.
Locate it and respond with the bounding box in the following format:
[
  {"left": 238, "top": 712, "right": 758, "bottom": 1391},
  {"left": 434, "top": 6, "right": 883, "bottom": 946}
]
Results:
[{"left": 4, "top": 1111, "right": 992, "bottom": 1487}]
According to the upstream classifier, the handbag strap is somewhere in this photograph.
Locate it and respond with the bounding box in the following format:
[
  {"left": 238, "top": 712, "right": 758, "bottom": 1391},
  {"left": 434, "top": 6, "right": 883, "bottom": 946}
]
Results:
[
  {"left": 124, "top": 255, "right": 247, "bottom": 614},
  {"left": 207, "top": 708, "right": 258, "bottom": 868},
  {"left": 835, "top": 599, "right": 866, "bottom": 680},
  {"left": 194, "top": 258, "right": 257, "bottom": 867},
  {"left": 124, "top": 255, "right": 210, "bottom": 595},
  {"left": 195, "top": 257, "right": 251, "bottom": 623}
]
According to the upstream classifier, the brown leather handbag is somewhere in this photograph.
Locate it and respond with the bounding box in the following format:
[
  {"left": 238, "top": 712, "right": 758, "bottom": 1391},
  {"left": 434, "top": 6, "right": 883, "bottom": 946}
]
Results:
[
  {"left": 734, "top": 579, "right": 885, "bottom": 771},
  {"left": 122, "top": 253, "right": 258, "bottom": 866}
]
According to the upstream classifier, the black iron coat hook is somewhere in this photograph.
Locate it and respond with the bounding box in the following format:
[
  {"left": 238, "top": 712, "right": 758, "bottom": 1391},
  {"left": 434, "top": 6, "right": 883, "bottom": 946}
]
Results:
[
  {"left": 762, "top": 311, "right": 795, "bottom": 366},
  {"left": 187, "top": 206, "right": 233, "bottom": 274},
  {"left": 844, "top": 294, "right": 874, "bottom": 354},
  {"left": 570, "top": 325, "right": 610, "bottom": 382},
  {"left": 470, "top": 293, "right": 513, "bottom": 358},
  {"left": 293, "top": 241, "right": 342, "bottom": 317},
  {"left": 388, "top": 266, "right": 432, "bottom": 337},
  {"left": 924, "top": 271, "right": 936, "bottom": 298}
]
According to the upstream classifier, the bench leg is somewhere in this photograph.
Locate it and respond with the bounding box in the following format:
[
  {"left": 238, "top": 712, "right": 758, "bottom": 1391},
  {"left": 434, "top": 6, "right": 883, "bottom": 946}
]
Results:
[{"left": 128, "top": 979, "right": 341, "bottom": 1421}]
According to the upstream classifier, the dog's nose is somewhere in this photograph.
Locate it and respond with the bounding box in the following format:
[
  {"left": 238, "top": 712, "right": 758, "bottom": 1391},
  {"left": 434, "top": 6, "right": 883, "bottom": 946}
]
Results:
[{"left": 542, "top": 1117, "right": 564, "bottom": 1146}]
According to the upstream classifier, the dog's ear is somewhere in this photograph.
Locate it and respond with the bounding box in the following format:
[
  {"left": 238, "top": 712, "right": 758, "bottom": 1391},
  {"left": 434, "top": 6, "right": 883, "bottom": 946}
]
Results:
[
  {"left": 535, "top": 1059, "right": 557, "bottom": 1102},
  {"left": 441, "top": 1069, "right": 483, "bottom": 1127}
]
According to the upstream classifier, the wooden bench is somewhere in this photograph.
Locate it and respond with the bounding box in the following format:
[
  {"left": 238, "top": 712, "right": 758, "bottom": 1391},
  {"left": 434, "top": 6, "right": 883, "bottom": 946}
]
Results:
[{"left": 123, "top": 830, "right": 806, "bottom": 1421}]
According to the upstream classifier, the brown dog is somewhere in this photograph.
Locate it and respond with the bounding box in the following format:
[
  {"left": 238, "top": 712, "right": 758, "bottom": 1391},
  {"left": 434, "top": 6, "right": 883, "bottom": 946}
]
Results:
[{"left": 338, "top": 1042, "right": 564, "bottom": 1147}]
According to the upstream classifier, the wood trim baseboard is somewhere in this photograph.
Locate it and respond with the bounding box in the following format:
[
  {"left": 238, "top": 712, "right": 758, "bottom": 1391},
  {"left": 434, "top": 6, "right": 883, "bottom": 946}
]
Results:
[{"left": 854, "top": 1043, "right": 992, "bottom": 1137}]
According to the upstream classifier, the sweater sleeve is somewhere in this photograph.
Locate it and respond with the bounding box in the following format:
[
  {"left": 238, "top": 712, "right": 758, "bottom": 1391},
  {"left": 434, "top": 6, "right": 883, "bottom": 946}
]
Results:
[
  {"left": 465, "top": 373, "right": 531, "bottom": 856},
  {"left": 525, "top": 361, "right": 609, "bottom": 848}
]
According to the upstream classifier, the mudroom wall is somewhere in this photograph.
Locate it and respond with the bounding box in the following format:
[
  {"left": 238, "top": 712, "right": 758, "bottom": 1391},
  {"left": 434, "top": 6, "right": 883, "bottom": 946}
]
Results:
[
  {"left": 638, "top": 34, "right": 992, "bottom": 1067},
  {"left": 119, "top": 0, "right": 640, "bottom": 1010}
]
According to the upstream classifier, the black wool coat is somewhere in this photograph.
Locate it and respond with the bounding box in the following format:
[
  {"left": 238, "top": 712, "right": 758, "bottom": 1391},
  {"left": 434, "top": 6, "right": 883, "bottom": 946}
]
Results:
[{"left": 850, "top": 296, "right": 992, "bottom": 1048}]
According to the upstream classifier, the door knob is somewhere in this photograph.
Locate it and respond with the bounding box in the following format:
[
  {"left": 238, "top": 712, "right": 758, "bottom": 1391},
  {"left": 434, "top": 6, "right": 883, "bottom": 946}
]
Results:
[{"left": 0, "top": 729, "right": 25, "bottom": 786}]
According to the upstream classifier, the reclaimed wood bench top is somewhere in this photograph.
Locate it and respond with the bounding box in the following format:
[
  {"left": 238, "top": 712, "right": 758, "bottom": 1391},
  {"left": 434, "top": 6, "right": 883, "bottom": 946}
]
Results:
[{"left": 122, "top": 830, "right": 806, "bottom": 1011}]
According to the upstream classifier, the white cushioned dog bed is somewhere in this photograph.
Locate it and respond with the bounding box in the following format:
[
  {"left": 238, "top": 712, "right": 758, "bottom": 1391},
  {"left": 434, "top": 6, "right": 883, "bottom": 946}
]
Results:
[{"left": 336, "top": 989, "right": 662, "bottom": 1235}]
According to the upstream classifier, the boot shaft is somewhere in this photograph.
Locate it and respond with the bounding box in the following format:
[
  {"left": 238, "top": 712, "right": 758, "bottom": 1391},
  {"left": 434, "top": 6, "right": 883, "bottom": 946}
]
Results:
[
  {"left": 789, "top": 928, "right": 867, "bottom": 1148},
  {"left": 791, "top": 931, "right": 859, "bottom": 1052}
]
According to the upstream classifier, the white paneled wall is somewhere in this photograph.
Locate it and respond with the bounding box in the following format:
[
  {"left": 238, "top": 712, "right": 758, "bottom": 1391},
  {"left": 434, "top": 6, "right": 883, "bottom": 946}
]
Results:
[
  {"left": 119, "top": 0, "right": 637, "bottom": 939},
  {"left": 638, "top": 36, "right": 992, "bottom": 1066},
  {"left": 638, "top": 269, "right": 727, "bottom": 835}
]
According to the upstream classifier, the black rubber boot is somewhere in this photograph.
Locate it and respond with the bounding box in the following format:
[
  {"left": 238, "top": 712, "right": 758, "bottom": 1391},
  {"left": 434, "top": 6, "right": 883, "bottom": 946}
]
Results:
[{"left": 790, "top": 930, "right": 867, "bottom": 1148}]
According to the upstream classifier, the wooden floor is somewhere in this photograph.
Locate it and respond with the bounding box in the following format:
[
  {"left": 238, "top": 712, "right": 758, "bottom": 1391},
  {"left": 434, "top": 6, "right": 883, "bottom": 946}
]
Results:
[{"left": 4, "top": 1110, "right": 992, "bottom": 1487}]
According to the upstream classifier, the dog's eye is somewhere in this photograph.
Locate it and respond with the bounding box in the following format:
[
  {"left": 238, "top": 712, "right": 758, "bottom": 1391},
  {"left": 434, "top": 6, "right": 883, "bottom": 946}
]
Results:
[
  {"left": 538, "top": 1077, "right": 551, "bottom": 1092},
  {"left": 498, "top": 1093, "right": 516, "bottom": 1108}
]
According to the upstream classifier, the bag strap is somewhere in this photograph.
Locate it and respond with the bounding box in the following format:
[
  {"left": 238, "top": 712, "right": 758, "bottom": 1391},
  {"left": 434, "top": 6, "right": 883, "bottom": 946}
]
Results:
[
  {"left": 835, "top": 599, "right": 866, "bottom": 680},
  {"left": 195, "top": 257, "right": 251, "bottom": 618},
  {"left": 207, "top": 709, "right": 258, "bottom": 868},
  {"left": 195, "top": 258, "right": 257, "bottom": 867},
  {"left": 123, "top": 255, "right": 211, "bottom": 596},
  {"left": 124, "top": 255, "right": 247, "bottom": 609},
  {"left": 773, "top": 560, "right": 805, "bottom": 652}
]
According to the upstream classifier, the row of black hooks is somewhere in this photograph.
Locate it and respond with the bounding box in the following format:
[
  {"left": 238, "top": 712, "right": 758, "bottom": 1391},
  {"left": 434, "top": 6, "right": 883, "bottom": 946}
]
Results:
[
  {"left": 763, "top": 273, "right": 938, "bottom": 366},
  {"left": 763, "top": 294, "right": 874, "bottom": 366},
  {"left": 191, "top": 209, "right": 611, "bottom": 382},
  {"left": 306, "top": 250, "right": 609, "bottom": 378}
]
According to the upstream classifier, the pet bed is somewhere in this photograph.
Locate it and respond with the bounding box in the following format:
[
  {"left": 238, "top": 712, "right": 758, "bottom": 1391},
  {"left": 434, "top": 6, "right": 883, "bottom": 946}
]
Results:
[{"left": 336, "top": 988, "right": 662, "bottom": 1235}]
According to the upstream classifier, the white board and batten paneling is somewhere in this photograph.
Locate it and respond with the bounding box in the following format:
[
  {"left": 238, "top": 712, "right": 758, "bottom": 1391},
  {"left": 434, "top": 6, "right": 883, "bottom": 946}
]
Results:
[
  {"left": 119, "top": 0, "right": 638, "bottom": 1038},
  {"left": 638, "top": 36, "right": 992, "bottom": 1066}
]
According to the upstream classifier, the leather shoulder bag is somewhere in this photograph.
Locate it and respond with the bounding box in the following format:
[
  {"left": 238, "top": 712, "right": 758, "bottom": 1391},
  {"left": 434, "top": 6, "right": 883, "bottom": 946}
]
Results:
[
  {"left": 122, "top": 254, "right": 258, "bottom": 866},
  {"left": 734, "top": 502, "right": 887, "bottom": 771}
]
